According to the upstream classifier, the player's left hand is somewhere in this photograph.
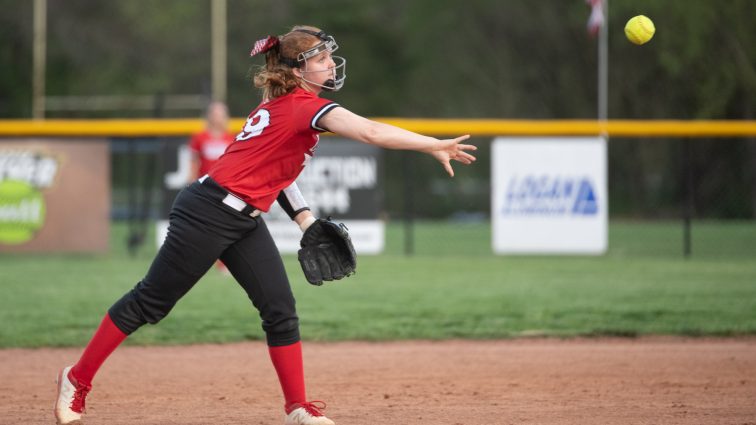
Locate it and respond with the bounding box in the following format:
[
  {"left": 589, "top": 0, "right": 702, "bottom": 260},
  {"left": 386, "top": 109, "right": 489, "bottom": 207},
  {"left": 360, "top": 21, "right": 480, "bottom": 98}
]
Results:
[
  {"left": 430, "top": 135, "right": 477, "bottom": 177},
  {"left": 297, "top": 218, "right": 357, "bottom": 286}
]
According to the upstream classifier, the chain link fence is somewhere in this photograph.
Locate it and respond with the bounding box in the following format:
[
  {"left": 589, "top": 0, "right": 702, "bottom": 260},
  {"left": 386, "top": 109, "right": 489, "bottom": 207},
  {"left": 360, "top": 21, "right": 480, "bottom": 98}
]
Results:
[{"left": 110, "top": 135, "right": 756, "bottom": 259}]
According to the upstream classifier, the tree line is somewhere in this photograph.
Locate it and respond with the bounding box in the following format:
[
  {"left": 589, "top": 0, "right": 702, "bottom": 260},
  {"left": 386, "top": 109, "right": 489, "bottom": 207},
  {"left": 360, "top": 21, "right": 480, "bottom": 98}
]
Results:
[{"left": 1, "top": 0, "right": 754, "bottom": 217}]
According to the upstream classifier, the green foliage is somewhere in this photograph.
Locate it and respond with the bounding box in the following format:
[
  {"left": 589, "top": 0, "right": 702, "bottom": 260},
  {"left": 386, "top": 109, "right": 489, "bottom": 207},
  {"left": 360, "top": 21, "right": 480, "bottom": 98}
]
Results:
[
  {"left": 611, "top": 0, "right": 756, "bottom": 120},
  {"left": 1, "top": 0, "right": 754, "bottom": 217},
  {"left": 0, "top": 0, "right": 32, "bottom": 117},
  {"left": 2, "top": 0, "right": 755, "bottom": 120},
  {"left": 0, "top": 220, "right": 755, "bottom": 348}
]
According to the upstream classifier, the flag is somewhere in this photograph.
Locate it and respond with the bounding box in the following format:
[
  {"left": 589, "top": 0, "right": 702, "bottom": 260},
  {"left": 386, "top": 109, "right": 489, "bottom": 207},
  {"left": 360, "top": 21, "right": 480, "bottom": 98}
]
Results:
[{"left": 586, "top": 0, "right": 604, "bottom": 37}]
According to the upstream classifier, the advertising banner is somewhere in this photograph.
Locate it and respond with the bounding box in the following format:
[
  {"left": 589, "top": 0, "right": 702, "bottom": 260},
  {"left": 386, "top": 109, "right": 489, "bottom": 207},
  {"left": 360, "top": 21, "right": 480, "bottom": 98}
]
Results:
[
  {"left": 491, "top": 137, "right": 607, "bottom": 254},
  {"left": 0, "top": 139, "right": 110, "bottom": 253},
  {"left": 159, "top": 137, "right": 384, "bottom": 254},
  {"left": 265, "top": 138, "right": 383, "bottom": 254}
]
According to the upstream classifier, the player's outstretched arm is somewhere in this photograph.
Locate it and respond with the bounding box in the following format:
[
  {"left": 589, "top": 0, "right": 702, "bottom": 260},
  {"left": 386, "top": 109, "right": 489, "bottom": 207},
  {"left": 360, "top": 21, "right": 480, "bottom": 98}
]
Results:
[{"left": 319, "top": 106, "right": 476, "bottom": 177}]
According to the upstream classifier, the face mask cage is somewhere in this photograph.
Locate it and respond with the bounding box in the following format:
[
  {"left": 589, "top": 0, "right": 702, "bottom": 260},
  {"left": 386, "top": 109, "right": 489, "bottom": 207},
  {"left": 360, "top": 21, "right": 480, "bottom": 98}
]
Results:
[
  {"left": 298, "top": 36, "right": 337, "bottom": 61},
  {"left": 295, "top": 35, "right": 347, "bottom": 91}
]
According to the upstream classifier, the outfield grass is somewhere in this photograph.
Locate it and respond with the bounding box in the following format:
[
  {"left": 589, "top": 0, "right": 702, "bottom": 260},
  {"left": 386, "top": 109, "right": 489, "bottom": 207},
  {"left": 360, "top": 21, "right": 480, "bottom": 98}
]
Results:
[{"left": 1, "top": 220, "right": 755, "bottom": 347}]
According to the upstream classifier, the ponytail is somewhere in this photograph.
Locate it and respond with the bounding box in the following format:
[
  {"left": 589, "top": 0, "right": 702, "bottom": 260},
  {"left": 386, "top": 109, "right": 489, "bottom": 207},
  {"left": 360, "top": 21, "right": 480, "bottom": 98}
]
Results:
[{"left": 249, "top": 26, "right": 326, "bottom": 100}]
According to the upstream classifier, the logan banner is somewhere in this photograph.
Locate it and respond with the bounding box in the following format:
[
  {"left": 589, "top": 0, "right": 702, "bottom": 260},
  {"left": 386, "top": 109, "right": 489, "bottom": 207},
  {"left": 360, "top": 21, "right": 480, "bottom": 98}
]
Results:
[
  {"left": 491, "top": 137, "right": 607, "bottom": 254},
  {"left": 0, "top": 140, "right": 110, "bottom": 253}
]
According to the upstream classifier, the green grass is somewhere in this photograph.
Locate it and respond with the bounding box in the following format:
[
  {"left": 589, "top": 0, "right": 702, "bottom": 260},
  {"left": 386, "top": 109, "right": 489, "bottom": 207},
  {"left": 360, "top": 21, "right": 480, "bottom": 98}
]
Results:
[{"left": 1, "top": 220, "right": 755, "bottom": 347}]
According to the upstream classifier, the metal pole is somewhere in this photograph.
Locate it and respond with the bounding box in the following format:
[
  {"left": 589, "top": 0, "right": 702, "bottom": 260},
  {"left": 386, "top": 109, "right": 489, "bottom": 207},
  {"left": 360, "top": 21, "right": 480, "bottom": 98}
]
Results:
[
  {"left": 126, "top": 139, "right": 138, "bottom": 256},
  {"left": 211, "top": 0, "right": 227, "bottom": 103},
  {"left": 683, "top": 140, "right": 693, "bottom": 257},
  {"left": 32, "top": 0, "right": 47, "bottom": 119},
  {"left": 402, "top": 152, "right": 414, "bottom": 256},
  {"left": 598, "top": 0, "right": 609, "bottom": 128}
]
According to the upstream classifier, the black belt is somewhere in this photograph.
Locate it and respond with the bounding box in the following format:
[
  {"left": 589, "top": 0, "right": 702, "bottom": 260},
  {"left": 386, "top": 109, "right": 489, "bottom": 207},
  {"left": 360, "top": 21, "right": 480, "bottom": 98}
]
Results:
[{"left": 198, "top": 175, "right": 262, "bottom": 218}]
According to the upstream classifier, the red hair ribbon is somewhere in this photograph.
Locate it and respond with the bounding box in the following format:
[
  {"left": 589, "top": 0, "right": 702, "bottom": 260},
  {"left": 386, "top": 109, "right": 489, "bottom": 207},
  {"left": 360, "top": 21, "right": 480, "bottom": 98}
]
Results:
[{"left": 249, "top": 36, "right": 279, "bottom": 57}]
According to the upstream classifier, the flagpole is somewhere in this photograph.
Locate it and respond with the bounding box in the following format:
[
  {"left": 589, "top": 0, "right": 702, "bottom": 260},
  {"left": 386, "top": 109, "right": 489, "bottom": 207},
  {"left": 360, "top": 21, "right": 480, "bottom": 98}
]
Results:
[{"left": 598, "top": 0, "right": 608, "bottom": 134}]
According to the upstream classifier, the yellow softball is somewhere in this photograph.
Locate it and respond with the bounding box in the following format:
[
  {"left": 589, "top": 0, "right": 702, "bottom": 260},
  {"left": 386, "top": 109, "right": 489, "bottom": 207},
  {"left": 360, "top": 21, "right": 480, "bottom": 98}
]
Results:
[{"left": 624, "top": 15, "right": 655, "bottom": 45}]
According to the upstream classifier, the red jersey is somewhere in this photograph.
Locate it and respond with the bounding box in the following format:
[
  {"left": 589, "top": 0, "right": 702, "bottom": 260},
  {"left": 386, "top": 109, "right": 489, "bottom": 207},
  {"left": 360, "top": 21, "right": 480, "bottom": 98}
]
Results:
[
  {"left": 188, "top": 130, "right": 235, "bottom": 176},
  {"left": 209, "top": 88, "right": 338, "bottom": 211}
]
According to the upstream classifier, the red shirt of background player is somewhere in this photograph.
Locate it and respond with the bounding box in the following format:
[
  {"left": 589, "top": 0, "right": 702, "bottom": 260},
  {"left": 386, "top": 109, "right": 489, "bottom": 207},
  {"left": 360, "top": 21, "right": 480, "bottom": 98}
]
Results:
[{"left": 188, "top": 129, "right": 234, "bottom": 177}]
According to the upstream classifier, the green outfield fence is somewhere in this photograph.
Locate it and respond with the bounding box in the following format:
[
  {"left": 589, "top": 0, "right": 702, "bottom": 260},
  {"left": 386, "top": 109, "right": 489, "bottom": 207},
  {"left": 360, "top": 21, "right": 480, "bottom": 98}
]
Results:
[{"left": 2, "top": 119, "right": 755, "bottom": 258}]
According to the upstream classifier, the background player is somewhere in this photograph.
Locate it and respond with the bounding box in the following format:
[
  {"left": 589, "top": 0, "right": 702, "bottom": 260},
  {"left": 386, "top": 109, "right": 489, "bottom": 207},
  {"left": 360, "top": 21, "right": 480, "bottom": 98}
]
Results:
[
  {"left": 189, "top": 101, "right": 235, "bottom": 181},
  {"left": 54, "top": 25, "right": 476, "bottom": 425},
  {"left": 188, "top": 101, "right": 235, "bottom": 274}
]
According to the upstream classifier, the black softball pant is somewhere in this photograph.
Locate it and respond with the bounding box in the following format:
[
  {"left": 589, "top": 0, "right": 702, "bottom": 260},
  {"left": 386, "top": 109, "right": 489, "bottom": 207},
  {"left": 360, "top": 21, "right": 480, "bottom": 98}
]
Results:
[{"left": 108, "top": 179, "right": 300, "bottom": 346}]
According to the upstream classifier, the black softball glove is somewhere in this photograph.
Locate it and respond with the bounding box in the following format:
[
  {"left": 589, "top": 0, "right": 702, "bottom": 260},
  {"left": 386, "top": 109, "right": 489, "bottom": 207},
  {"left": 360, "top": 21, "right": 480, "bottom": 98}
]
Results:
[{"left": 297, "top": 218, "right": 357, "bottom": 286}]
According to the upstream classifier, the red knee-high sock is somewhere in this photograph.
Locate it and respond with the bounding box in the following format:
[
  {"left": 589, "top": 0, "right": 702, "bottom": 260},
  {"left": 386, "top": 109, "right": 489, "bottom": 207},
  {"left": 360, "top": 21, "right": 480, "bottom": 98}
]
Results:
[
  {"left": 70, "top": 313, "right": 127, "bottom": 387},
  {"left": 268, "top": 341, "right": 307, "bottom": 413}
]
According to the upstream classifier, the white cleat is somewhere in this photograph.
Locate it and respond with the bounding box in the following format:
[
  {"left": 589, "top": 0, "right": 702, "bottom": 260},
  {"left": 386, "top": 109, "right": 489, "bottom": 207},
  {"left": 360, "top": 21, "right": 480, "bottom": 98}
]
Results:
[
  {"left": 54, "top": 366, "right": 91, "bottom": 425},
  {"left": 284, "top": 401, "right": 335, "bottom": 425}
]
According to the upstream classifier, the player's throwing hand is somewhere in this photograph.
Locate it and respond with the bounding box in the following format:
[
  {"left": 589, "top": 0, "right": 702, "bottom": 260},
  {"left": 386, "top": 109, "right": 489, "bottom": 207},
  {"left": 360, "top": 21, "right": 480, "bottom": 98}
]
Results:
[{"left": 429, "top": 134, "right": 477, "bottom": 177}]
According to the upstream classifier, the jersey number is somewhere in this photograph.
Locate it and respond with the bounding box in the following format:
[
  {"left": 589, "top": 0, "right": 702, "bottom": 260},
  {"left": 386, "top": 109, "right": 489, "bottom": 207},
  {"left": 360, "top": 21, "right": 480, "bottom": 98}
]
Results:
[{"left": 235, "top": 109, "right": 271, "bottom": 141}]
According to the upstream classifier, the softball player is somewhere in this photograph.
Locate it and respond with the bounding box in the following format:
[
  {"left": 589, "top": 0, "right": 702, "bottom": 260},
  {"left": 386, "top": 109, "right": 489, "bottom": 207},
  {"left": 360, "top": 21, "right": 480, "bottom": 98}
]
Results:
[
  {"left": 55, "top": 25, "right": 476, "bottom": 425},
  {"left": 188, "top": 101, "right": 235, "bottom": 274},
  {"left": 189, "top": 101, "right": 234, "bottom": 181}
]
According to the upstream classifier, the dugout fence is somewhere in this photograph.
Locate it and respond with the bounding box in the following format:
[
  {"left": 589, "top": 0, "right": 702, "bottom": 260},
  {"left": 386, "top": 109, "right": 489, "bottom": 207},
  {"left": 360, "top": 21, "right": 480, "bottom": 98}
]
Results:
[{"left": 1, "top": 119, "right": 755, "bottom": 258}]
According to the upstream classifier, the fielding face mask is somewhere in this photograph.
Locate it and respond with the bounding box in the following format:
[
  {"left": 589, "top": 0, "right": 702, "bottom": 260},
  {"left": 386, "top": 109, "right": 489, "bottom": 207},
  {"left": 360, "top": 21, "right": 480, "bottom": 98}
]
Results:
[{"left": 290, "top": 30, "right": 347, "bottom": 91}]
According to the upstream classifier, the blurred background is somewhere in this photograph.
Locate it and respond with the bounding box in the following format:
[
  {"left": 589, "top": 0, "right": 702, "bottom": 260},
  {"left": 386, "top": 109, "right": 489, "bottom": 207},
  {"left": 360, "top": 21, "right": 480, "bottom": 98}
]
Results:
[
  {"left": 1, "top": 0, "right": 755, "bottom": 257},
  {"left": 1, "top": 0, "right": 755, "bottom": 347}
]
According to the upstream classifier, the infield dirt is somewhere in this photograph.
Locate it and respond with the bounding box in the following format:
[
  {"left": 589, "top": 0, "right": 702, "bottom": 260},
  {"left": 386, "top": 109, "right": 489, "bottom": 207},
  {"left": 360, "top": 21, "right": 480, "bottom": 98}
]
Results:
[{"left": 3, "top": 338, "right": 755, "bottom": 424}]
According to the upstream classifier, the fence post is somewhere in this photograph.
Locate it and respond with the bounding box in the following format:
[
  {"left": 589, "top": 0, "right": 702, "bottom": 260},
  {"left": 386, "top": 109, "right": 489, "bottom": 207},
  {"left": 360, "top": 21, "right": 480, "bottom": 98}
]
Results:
[
  {"left": 126, "top": 95, "right": 164, "bottom": 256},
  {"left": 682, "top": 139, "right": 693, "bottom": 257},
  {"left": 402, "top": 151, "right": 414, "bottom": 256}
]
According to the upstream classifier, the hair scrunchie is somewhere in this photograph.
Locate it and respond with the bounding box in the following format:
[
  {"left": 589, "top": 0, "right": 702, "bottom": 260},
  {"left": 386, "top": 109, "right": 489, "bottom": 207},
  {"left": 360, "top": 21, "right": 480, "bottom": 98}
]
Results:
[{"left": 249, "top": 36, "right": 279, "bottom": 57}]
